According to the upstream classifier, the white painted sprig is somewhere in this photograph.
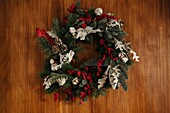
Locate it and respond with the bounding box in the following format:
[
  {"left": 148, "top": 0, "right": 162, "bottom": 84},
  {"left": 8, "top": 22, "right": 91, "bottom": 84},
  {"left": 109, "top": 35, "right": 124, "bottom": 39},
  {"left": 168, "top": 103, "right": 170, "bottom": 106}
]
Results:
[
  {"left": 129, "top": 49, "right": 139, "bottom": 62},
  {"left": 97, "top": 76, "right": 107, "bottom": 89},
  {"left": 115, "top": 39, "right": 139, "bottom": 62},
  {"left": 69, "top": 26, "right": 102, "bottom": 40},
  {"left": 107, "top": 19, "right": 121, "bottom": 30},
  {"left": 97, "top": 65, "right": 120, "bottom": 90},
  {"left": 108, "top": 65, "right": 120, "bottom": 90},
  {"left": 125, "top": 43, "right": 140, "bottom": 62},
  {"left": 118, "top": 52, "right": 129, "bottom": 63}
]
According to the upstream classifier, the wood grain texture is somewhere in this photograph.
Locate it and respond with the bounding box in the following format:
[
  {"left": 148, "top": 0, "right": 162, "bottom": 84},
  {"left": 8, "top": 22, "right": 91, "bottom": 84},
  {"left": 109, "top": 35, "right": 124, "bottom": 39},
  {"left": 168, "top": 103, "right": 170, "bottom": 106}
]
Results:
[{"left": 0, "top": 0, "right": 170, "bottom": 113}]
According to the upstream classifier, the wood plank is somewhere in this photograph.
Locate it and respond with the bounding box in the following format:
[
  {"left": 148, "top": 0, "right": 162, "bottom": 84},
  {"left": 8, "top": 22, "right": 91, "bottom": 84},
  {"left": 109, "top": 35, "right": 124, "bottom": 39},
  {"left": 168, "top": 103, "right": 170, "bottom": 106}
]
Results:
[{"left": 0, "top": 0, "right": 169, "bottom": 113}]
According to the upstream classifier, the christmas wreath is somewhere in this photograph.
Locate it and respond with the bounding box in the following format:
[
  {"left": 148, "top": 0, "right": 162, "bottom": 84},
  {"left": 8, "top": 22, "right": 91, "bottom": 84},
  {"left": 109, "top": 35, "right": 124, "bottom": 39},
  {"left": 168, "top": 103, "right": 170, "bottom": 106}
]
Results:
[{"left": 36, "top": 1, "right": 139, "bottom": 102}]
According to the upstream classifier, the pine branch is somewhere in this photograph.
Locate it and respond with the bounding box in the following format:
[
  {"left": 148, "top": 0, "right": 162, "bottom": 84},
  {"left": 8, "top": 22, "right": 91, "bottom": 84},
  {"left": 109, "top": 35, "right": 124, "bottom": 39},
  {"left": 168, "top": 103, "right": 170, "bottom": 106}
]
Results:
[
  {"left": 118, "top": 76, "right": 127, "bottom": 91},
  {"left": 52, "top": 18, "right": 63, "bottom": 38},
  {"left": 66, "top": 13, "right": 79, "bottom": 29},
  {"left": 49, "top": 72, "right": 71, "bottom": 79},
  {"left": 39, "top": 60, "right": 51, "bottom": 78},
  {"left": 84, "top": 58, "right": 99, "bottom": 66},
  {"left": 37, "top": 37, "right": 52, "bottom": 56},
  {"left": 37, "top": 37, "right": 50, "bottom": 50},
  {"left": 72, "top": 46, "right": 83, "bottom": 53},
  {"left": 61, "top": 63, "right": 74, "bottom": 72},
  {"left": 45, "top": 83, "right": 59, "bottom": 94}
]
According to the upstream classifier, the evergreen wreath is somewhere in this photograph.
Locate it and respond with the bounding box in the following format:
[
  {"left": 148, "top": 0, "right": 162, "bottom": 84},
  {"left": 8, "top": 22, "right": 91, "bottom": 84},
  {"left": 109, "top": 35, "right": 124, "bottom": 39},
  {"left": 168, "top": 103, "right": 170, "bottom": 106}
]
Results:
[{"left": 36, "top": 1, "right": 139, "bottom": 103}]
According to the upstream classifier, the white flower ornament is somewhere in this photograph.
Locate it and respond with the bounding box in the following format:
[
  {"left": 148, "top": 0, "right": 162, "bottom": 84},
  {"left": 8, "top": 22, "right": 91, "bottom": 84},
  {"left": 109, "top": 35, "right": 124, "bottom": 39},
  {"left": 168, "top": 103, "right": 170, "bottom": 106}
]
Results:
[
  {"left": 76, "top": 28, "right": 87, "bottom": 40},
  {"left": 50, "top": 59, "right": 62, "bottom": 71},
  {"left": 69, "top": 27, "right": 76, "bottom": 36},
  {"left": 43, "top": 76, "right": 52, "bottom": 89},
  {"left": 59, "top": 50, "right": 75, "bottom": 64},
  {"left": 56, "top": 77, "right": 68, "bottom": 86}
]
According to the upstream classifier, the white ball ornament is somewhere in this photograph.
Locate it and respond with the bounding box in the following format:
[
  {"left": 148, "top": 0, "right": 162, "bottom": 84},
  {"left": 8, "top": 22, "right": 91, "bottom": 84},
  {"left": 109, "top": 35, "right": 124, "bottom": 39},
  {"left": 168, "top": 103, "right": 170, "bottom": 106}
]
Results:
[
  {"left": 94, "top": 8, "right": 103, "bottom": 16},
  {"left": 72, "top": 77, "right": 79, "bottom": 85},
  {"left": 50, "top": 59, "right": 54, "bottom": 64}
]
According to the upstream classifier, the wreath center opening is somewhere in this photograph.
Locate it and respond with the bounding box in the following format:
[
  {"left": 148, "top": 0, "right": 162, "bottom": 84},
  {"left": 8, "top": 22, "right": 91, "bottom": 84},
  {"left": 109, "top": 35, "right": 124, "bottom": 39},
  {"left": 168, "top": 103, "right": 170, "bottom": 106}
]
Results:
[{"left": 72, "top": 41, "right": 99, "bottom": 68}]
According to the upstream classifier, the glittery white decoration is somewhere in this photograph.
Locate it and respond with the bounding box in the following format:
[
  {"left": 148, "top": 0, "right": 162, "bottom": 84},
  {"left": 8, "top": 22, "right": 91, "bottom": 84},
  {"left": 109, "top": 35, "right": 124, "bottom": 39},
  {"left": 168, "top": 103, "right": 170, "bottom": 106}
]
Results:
[{"left": 94, "top": 8, "right": 103, "bottom": 16}]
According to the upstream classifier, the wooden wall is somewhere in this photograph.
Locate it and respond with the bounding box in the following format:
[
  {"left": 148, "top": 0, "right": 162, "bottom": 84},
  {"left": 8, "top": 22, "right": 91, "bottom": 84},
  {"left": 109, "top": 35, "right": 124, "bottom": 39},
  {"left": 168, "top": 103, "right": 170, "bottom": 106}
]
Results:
[{"left": 0, "top": 0, "right": 170, "bottom": 113}]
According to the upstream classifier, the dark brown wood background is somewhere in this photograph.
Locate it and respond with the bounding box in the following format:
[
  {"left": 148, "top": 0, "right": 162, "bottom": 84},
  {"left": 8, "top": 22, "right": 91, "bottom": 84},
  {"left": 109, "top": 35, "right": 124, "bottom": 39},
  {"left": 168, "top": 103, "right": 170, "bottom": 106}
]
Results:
[{"left": 0, "top": 0, "right": 170, "bottom": 113}]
